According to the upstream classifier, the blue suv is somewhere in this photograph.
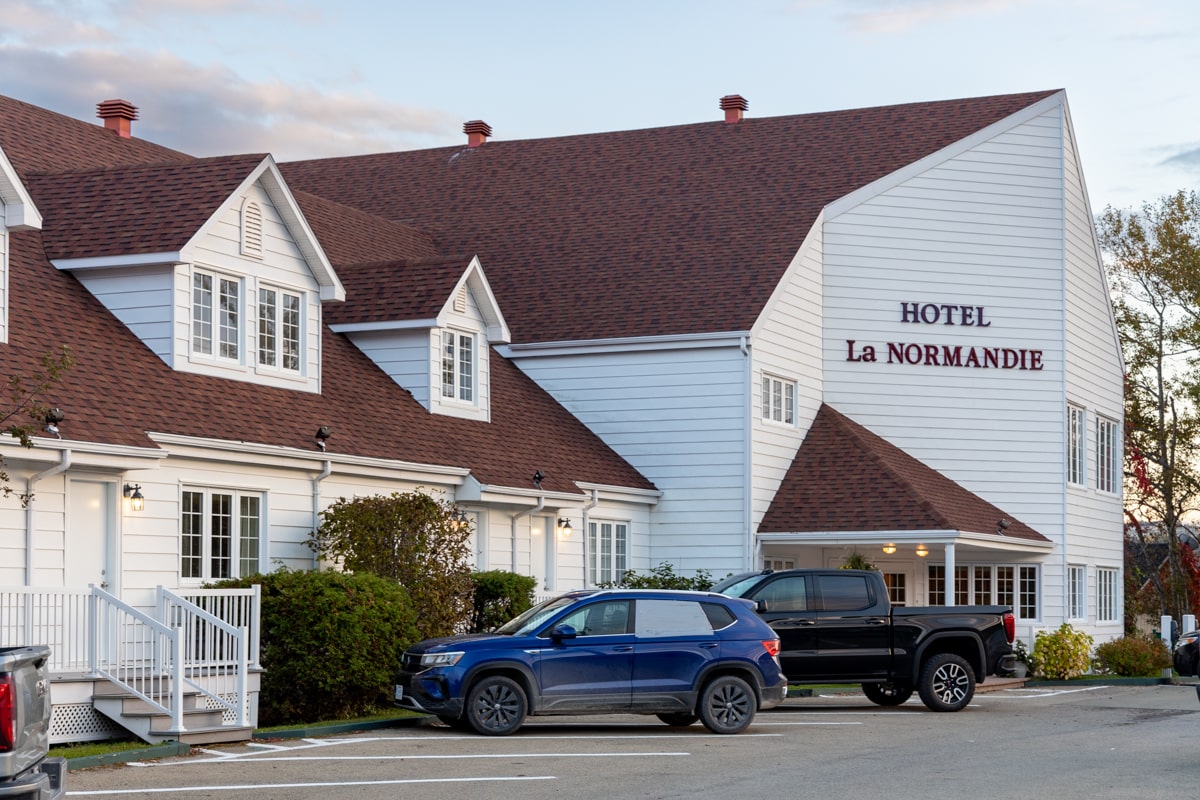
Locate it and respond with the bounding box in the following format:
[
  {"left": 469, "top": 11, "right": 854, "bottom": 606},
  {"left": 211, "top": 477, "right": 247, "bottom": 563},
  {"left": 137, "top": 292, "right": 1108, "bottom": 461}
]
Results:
[{"left": 393, "top": 589, "right": 787, "bottom": 735}]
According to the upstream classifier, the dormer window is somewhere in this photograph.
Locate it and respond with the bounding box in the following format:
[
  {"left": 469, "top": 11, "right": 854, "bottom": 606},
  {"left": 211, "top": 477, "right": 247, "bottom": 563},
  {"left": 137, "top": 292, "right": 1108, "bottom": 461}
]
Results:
[
  {"left": 193, "top": 269, "right": 240, "bottom": 361},
  {"left": 442, "top": 330, "right": 475, "bottom": 403},
  {"left": 258, "top": 286, "right": 302, "bottom": 372}
]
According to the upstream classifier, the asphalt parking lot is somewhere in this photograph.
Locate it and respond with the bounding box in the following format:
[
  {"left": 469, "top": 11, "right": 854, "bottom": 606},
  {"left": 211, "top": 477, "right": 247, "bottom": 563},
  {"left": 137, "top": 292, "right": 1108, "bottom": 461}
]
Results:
[{"left": 66, "top": 683, "right": 1200, "bottom": 800}]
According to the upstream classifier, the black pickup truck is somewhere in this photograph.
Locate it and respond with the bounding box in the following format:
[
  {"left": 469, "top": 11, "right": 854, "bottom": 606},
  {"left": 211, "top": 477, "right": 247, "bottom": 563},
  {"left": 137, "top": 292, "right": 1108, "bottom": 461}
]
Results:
[{"left": 712, "top": 569, "right": 1016, "bottom": 711}]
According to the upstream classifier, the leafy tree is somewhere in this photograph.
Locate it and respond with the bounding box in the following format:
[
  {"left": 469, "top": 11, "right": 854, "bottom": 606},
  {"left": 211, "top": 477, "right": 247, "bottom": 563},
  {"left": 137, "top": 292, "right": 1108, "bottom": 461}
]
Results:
[
  {"left": 1099, "top": 190, "right": 1200, "bottom": 622},
  {"left": 308, "top": 490, "right": 474, "bottom": 639},
  {"left": 469, "top": 570, "right": 536, "bottom": 632},
  {"left": 0, "top": 345, "right": 74, "bottom": 504}
]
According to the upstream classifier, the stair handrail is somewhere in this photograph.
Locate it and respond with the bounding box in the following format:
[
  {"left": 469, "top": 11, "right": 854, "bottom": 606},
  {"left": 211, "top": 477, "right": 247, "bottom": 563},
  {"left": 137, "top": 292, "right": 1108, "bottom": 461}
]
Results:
[
  {"left": 89, "top": 585, "right": 185, "bottom": 733},
  {"left": 157, "top": 587, "right": 249, "bottom": 727}
]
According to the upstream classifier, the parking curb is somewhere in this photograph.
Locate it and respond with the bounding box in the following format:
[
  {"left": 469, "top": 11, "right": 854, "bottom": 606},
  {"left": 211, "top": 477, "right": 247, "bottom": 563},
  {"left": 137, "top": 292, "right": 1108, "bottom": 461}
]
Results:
[
  {"left": 251, "top": 715, "right": 429, "bottom": 740},
  {"left": 66, "top": 740, "right": 191, "bottom": 771}
]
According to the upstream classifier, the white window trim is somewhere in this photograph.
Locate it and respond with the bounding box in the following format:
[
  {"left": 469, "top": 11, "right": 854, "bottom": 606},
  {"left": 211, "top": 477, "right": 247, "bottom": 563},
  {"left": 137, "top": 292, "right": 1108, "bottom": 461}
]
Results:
[
  {"left": 1068, "top": 564, "right": 1087, "bottom": 621},
  {"left": 1067, "top": 404, "right": 1086, "bottom": 486},
  {"left": 588, "top": 519, "right": 629, "bottom": 586},
  {"left": 192, "top": 267, "right": 242, "bottom": 364},
  {"left": 1096, "top": 415, "right": 1120, "bottom": 494},
  {"left": 762, "top": 373, "right": 796, "bottom": 426},
  {"left": 441, "top": 329, "right": 476, "bottom": 404},
  {"left": 180, "top": 486, "right": 264, "bottom": 584},
  {"left": 257, "top": 285, "right": 304, "bottom": 374},
  {"left": 928, "top": 563, "right": 1040, "bottom": 621},
  {"left": 1097, "top": 567, "right": 1119, "bottom": 623}
]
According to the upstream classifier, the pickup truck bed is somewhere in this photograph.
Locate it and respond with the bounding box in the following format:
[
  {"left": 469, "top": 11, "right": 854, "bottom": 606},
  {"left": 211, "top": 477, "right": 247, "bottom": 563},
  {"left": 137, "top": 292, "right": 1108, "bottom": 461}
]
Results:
[
  {"left": 713, "top": 569, "right": 1016, "bottom": 711},
  {"left": 0, "top": 646, "right": 66, "bottom": 800}
]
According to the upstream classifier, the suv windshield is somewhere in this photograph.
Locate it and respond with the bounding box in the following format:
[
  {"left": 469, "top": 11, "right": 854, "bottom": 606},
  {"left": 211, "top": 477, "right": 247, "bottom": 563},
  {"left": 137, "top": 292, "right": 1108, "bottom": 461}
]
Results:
[{"left": 493, "top": 595, "right": 579, "bottom": 636}]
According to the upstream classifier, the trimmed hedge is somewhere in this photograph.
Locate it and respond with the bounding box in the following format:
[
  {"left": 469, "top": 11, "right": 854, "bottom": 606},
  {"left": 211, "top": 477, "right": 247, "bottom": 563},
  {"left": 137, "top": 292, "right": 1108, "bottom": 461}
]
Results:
[
  {"left": 470, "top": 570, "right": 536, "bottom": 632},
  {"left": 1094, "top": 635, "right": 1171, "bottom": 677},
  {"left": 211, "top": 569, "right": 418, "bottom": 726}
]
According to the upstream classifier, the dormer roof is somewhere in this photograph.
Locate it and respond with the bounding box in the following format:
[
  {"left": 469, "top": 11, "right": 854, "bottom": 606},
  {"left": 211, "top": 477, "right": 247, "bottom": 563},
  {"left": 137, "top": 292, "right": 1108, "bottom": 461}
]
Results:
[
  {"left": 0, "top": 145, "right": 40, "bottom": 230},
  {"left": 27, "top": 154, "right": 344, "bottom": 301}
]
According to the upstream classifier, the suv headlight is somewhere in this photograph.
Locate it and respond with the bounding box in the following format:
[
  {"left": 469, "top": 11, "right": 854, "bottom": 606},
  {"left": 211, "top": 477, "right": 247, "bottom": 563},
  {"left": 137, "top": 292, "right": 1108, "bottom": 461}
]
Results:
[{"left": 419, "top": 651, "right": 465, "bottom": 668}]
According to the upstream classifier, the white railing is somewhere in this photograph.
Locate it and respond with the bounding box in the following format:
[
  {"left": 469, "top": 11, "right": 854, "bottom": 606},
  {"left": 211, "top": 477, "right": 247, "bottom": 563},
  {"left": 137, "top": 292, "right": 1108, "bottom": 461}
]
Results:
[
  {"left": 157, "top": 588, "right": 248, "bottom": 726},
  {"left": 91, "top": 587, "right": 185, "bottom": 730},
  {"left": 0, "top": 587, "right": 92, "bottom": 673},
  {"left": 0, "top": 584, "right": 258, "bottom": 733},
  {"left": 175, "top": 585, "right": 261, "bottom": 669}
]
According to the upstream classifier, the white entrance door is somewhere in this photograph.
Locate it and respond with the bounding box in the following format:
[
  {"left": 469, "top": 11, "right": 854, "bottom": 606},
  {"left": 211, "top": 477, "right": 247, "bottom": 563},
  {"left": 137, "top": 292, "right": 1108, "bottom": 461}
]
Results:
[
  {"left": 67, "top": 479, "right": 114, "bottom": 590},
  {"left": 530, "top": 516, "right": 556, "bottom": 595}
]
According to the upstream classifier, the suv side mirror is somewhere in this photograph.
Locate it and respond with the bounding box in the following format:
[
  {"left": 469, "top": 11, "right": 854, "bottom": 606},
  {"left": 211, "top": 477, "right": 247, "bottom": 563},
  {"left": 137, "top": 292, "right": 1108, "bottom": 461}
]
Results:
[{"left": 550, "top": 624, "right": 578, "bottom": 642}]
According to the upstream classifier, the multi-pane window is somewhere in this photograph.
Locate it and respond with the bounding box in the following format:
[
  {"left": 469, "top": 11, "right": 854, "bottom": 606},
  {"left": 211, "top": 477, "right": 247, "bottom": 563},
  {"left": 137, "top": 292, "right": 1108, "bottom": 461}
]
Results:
[
  {"left": 761, "top": 375, "right": 795, "bottom": 425},
  {"left": 764, "top": 558, "right": 795, "bottom": 571},
  {"left": 1097, "top": 567, "right": 1118, "bottom": 623},
  {"left": 1067, "top": 404, "right": 1086, "bottom": 485},
  {"left": 927, "top": 563, "right": 1038, "bottom": 619},
  {"left": 181, "top": 488, "right": 262, "bottom": 581},
  {"left": 441, "top": 331, "right": 475, "bottom": 402},
  {"left": 258, "top": 287, "right": 302, "bottom": 372},
  {"left": 588, "top": 520, "right": 628, "bottom": 586},
  {"left": 192, "top": 270, "right": 240, "bottom": 360},
  {"left": 1068, "top": 565, "right": 1086, "bottom": 620},
  {"left": 1096, "top": 416, "right": 1120, "bottom": 493},
  {"left": 883, "top": 572, "right": 907, "bottom": 606}
]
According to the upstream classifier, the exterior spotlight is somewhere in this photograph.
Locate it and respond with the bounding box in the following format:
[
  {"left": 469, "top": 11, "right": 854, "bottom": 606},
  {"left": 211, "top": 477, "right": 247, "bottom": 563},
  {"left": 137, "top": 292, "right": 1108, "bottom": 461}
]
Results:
[
  {"left": 882, "top": 543, "right": 897, "bottom": 555},
  {"left": 915, "top": 544, "right": 929, "bottom": 557},
  {"left": 558, "top": 518, "right": 573, "bottom": 537},
  {"left": 45, "top": 408, "right": 64, "bottom": 438},
  {"left": 123, "top": 483, "right": 144, "bottom": 512},
  {"left": 315, "top": 426, "right": 332, "bottom": 451},
  {"left": 533, "top": 470, "right": 544, "bottom": 488},
  {"left": 997, "top": 518, "right": 1010, "bottom": 534}
]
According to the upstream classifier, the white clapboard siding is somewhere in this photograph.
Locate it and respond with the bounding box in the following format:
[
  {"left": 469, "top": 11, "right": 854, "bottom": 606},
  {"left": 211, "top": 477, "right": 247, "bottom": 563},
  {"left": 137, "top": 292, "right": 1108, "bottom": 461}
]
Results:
[
  {"left": 511, "top": 342, "right": 750, "bottom": 574},
  {"left": 347, "top": 329, "right": 433, "bottom": 407},
  {"left": 72, "top": 265, "right": 175, "bottom": 359},
  {"left": 822, "top": 107, "right": 1071, "bottom": 546},
  {"left": 0, "top": 223, "right": 7, "bottom": 343},
  {"left": 749, "top": 222, "right": 824, "bottom": 529}
]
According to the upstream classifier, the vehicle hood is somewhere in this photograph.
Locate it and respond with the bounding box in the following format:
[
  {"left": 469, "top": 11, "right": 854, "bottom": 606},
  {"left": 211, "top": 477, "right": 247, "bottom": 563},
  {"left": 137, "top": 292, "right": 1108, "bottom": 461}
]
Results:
[{"left": 406, "top": 633, "right": 514, "bottom": 654}]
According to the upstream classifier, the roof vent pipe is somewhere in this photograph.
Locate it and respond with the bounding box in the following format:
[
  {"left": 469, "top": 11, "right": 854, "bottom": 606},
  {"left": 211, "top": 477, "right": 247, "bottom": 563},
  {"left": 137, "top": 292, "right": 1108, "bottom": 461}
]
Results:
[
  {"left": 97, "top": 99, "right": 138, "bottom": 138},
  {"left": 464, "top": 120, "right": 492, "bottom": 148},
  {"left": 719, "top": 94, "right": 748, "bottom": 124}
]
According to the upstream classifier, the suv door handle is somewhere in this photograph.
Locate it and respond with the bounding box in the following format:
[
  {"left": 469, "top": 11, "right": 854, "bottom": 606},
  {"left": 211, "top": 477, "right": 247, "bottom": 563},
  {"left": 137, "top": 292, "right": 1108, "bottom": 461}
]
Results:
[
  {"left": 700, "top": 642, "right": 719, "bottom": 649},
  {"left": 613, "top": 645, "right": 634, "bottom": 652}
]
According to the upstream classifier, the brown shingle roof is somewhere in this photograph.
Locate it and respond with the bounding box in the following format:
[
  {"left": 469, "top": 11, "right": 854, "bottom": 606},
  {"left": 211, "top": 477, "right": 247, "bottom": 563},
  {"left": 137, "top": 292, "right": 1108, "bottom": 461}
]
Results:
[
  {"left": 759, "top": 404, "right": 1046, "bottom": 542},
  {"left": 281, "top": 90, "right": 1059, "bottom": 344},
  {"left": 326, "top": 256, "right": 473, "bottom": 326},
  {"left": 26, "top": 155, "right": 267, "bottom": 260}
]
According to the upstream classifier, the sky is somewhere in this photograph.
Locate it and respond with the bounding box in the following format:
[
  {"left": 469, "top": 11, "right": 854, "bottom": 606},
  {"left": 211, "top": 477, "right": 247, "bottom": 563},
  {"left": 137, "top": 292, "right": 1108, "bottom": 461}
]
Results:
[{"left": 1, "top": 0, "right": 1197, "bottom": 214}]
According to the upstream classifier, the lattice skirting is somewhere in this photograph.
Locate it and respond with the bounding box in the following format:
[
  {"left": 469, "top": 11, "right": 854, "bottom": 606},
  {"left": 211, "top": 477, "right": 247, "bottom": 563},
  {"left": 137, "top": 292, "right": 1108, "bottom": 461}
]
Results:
[{"left": 50, "top": 703, "right": 124, "bottom": 744}]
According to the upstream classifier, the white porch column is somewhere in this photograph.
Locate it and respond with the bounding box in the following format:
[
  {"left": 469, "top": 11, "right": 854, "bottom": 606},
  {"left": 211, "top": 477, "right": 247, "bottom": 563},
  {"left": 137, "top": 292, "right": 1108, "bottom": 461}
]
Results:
[{"left": 944, "top": 543, "right": 956, "bottom": 607}]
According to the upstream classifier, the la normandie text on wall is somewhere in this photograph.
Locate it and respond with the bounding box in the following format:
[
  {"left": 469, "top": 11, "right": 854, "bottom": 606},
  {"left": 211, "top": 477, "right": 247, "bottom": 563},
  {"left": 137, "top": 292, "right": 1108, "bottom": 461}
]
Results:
[{"left": 845, "top": 302, "right": 1044, "bottom": 371}]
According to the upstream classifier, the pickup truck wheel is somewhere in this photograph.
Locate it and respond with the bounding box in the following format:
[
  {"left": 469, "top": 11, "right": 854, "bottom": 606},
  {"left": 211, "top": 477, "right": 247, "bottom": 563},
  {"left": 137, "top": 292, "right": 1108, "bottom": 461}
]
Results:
[
  {"left": 698, "top": 675, "right": 757, "bottom": 734},
  {"left": 917, "top": 653, "right": 975, "bottom": 712},
  {"left": 466, "top": 676, "right": 528, "bottom": 735},
  {"left": 862, "top": 682, "right": 913, "bottom": 706},
  {"left": 656, "top": 712, "right": 699, "bottom": 727}
]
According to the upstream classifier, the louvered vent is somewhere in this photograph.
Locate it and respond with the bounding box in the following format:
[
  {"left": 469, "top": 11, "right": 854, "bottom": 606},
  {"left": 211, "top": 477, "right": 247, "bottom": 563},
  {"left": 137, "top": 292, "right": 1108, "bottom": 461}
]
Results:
[
  {"left": 241, "top": 201, "right": 263, "bottom": 258},
  {"left": 454, "top": 287, "right": 468, "bottom": 313}
]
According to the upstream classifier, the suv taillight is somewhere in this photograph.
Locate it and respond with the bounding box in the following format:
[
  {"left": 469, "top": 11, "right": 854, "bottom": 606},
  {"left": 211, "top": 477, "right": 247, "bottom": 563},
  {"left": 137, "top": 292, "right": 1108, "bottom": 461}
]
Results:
[
  {"left": 0, "top": 674, "right": 14, "bottom": 752},
  {"left": 1003, "top": 611, "right": 1015, "bottom": 644},
  {"left": 763, "top": 639, "right": 781, "bottom": 657}
]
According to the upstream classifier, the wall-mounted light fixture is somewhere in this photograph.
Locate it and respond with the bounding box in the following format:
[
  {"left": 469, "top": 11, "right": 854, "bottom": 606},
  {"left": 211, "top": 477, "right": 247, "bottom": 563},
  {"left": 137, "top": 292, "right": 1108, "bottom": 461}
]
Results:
[
  {"left": 123, "top": 483, "right": 145, "bottom": 512},
  {"left": 558, "top": 518, "right": 573, "bottom": 537},
  {"left": 997, "top": 518, "right": 1010, "bottom": 535},
  {"left": 315, "top": 426, "right": 332, "bottom": 451},
  {"left": 881, "top": 542, "right": 897, "bottom": 555},
  {"left": 915, "top": 543, "right": 929, "bottom": 557},
  {"left": 532, "top": 470, "right": 545, "bottom": 488},
  {"left": 45, "top": 408, "right": 64, "bottom": 439},
  {"left": 451, "top": 508, "right": 470, "bottom": 531}
]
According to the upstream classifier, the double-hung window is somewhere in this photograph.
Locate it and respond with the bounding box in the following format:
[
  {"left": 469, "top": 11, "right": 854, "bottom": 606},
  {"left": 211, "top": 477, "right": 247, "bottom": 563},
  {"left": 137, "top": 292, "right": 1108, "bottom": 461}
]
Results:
[
  {"left": 1067, "top": 404, "right": 1086, "bottom": 485},
  {"left": 1096, "top": 416, "right": 1120, "bottom": 493},
  {"left": 1097, "top": 567, "right": 1118, "bottom": 623},
  {"left": 258, "top": 287, "right": 302, "bottom": 372},
  {"left": 193, "top": 270, "right": 240, "bottom": 361},
  {"left": 929, "top": 563, "right": 1039, "bottom": 619},
  {"left": 181, "top": 488, "right": 262, "bottom": 581},
  {"left": 441, "top": 330, "right": 475, "bottom": 403},
  {"left": 1068, "top": 565, "right": 1086, "bottom": 620},
  {"left": 588, "top": 520, "right": 628, "bottom": 586},
  {"left": 762, "top": 374, "right": 795, "bottom": 425}
]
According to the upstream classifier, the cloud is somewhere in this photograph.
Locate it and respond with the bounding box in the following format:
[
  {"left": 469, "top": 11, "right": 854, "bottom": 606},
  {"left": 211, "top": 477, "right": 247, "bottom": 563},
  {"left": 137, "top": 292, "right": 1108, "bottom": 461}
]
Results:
[
  {"left": 1160, "top": 146, "right": 1200, "bottom": 171},
  {"left": 0, "top": 0, "right": 117, "bottom": 47},
  {"left": 796, "top": 0, "right": 1035, "bottom": 35},
  {"left": 0, "top": 44, "right": 459, "bottom": 160}
]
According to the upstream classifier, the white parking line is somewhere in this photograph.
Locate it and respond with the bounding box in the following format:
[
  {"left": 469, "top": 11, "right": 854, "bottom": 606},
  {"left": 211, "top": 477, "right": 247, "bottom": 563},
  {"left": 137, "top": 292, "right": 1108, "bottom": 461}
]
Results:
[
  {"left": 66, "top": 775, "right": 557, "bottom": 796},
  {"left": 148, "top": 751, "right": 691, "bottom": 764},
  {"left": 974, "top": 685, "right": 1111, "bottom": 698}
]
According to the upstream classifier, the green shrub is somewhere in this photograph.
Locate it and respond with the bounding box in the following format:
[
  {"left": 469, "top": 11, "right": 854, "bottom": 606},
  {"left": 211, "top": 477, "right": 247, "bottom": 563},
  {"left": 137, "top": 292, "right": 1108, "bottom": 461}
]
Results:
[
  {"left": 1093, "top": 635, "right": 1171, "bottom": 677},
  {"left": 470, "top": 571, "right": 536, "bottom": 632},
  {"left": 309, "top": 491, "right": 474, "bottom": 639},
  {"left": 211, "top": 569, "right": 418, "bottom": 726},
  {"left": 607, "top": 562, "right": 715, "bottom": 590},
  {"left": 1030, "top": 623, "right": 1094, "bottom": 680}
]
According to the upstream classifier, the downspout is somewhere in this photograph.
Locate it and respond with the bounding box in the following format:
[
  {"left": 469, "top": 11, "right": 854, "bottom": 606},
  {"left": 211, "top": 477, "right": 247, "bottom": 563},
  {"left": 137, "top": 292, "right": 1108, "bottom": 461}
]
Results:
[
  {"left": 741, "top": 334, "right": 755, "bottom": 570},
  {"left": 581, "top": 489, "right": 599, "bottom": 587},
  {"left": 312, "top": 460, "right": 332, "bottom": 569},
  {"left": 25, "top": 448, "right": 72, "bottom": 585},
  {"left": 510, "top": 497, "right": 545, "bottom": 573}
]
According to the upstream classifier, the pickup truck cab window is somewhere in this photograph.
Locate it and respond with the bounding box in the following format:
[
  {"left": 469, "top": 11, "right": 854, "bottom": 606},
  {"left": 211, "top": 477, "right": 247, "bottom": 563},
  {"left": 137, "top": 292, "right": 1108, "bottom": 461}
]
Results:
[{"left": 816, "top": 574, "right": 874, "bottom": 611}]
